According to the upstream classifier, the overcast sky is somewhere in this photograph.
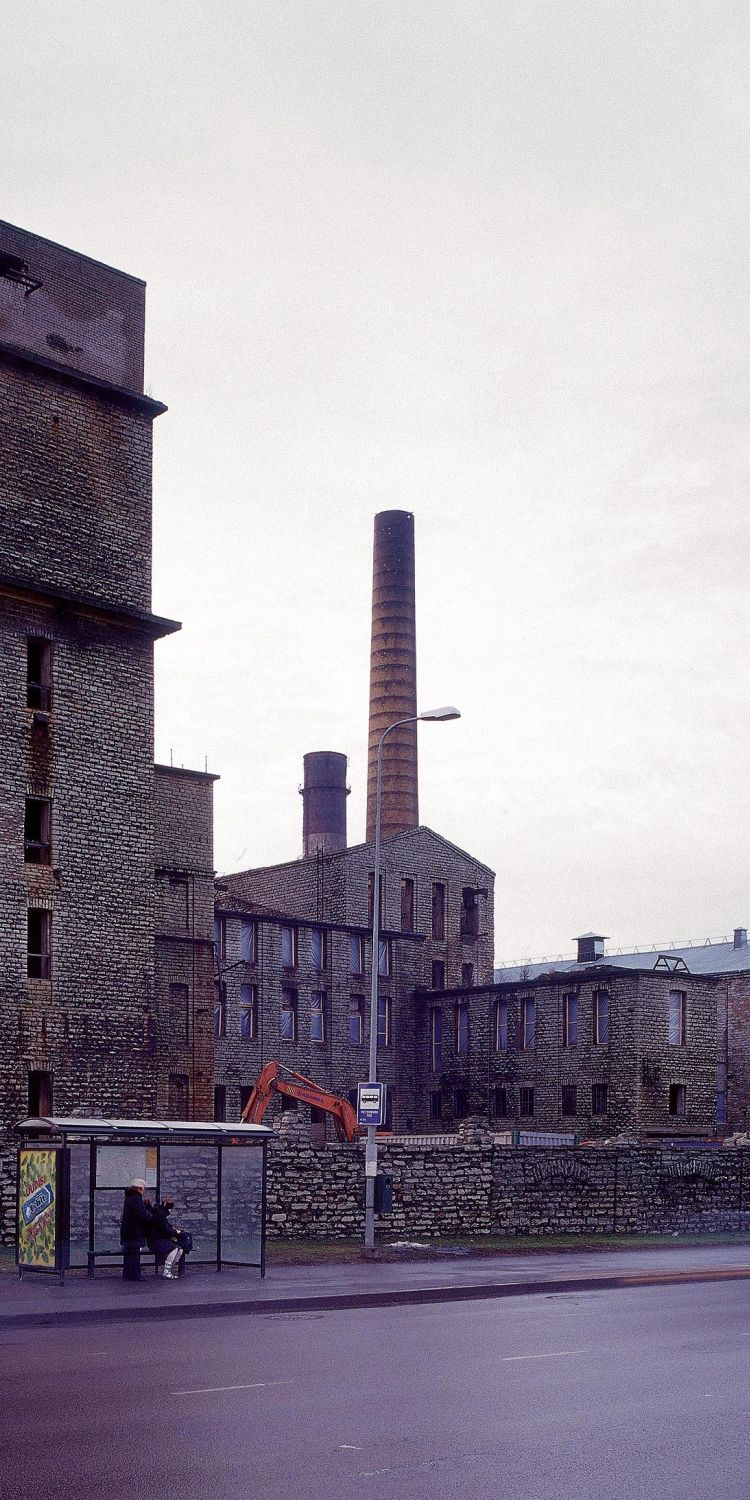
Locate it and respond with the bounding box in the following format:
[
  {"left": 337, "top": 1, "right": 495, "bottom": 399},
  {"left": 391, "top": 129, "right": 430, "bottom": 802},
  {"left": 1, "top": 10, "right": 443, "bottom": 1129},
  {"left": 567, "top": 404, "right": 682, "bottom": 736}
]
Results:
[{"left": 4, "top": 2, "right": 750, "bottom": 962}]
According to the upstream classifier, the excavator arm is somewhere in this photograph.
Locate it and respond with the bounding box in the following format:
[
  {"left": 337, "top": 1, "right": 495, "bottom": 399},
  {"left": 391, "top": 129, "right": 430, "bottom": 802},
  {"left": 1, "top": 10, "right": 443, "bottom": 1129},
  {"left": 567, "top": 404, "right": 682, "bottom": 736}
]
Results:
[{"left": 241, "top": 1061, "right": 360, "bottom": 1142}]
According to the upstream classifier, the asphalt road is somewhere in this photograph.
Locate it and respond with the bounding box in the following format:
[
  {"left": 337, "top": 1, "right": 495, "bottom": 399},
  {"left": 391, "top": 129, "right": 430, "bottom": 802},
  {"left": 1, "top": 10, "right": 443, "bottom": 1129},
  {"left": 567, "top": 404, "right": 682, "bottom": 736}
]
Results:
[{"left": 2, "top": 1280, "right": 750, "bottom": 1500}]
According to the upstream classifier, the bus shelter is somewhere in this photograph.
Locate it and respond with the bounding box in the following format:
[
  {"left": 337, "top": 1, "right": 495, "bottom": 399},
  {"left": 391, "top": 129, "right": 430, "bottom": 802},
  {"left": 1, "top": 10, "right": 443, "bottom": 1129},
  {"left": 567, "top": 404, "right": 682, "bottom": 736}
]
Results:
[{"left": 16, "top": 1117, "right": 274, "bottom": 1283}]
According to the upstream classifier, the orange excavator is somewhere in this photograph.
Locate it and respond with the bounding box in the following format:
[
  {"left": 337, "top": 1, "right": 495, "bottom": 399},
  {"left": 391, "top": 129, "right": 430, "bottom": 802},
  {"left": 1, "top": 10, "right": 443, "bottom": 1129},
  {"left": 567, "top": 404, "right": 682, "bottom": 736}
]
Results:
[{"left": 241, "top": 1061, "right": 360, "bottom": 1142}]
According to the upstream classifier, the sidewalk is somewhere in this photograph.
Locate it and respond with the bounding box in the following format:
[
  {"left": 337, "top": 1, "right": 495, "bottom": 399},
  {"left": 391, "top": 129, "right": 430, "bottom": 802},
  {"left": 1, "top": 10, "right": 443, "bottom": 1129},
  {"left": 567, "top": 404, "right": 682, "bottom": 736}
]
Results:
[{"left": 4, "top": 1241, "right": 750, "bottom": 1330}]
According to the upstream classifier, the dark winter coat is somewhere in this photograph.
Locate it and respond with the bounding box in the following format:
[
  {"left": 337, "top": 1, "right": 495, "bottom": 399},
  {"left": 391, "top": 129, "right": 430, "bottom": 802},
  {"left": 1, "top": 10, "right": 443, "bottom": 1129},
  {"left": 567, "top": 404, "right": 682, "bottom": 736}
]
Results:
[
  {"left": 145, "top": 1201, "right": 178, "bottom": 1258},
  {"left": 120, "top": 1189, "right": 153, "bottom": 1247}
]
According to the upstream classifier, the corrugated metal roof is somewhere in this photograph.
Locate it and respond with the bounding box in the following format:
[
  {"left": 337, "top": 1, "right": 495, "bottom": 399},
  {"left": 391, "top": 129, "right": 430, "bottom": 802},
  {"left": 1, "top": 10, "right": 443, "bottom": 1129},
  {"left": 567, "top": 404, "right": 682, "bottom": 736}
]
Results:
[{"left": 495, "top": 938, "right": 750, "bottom": 983}]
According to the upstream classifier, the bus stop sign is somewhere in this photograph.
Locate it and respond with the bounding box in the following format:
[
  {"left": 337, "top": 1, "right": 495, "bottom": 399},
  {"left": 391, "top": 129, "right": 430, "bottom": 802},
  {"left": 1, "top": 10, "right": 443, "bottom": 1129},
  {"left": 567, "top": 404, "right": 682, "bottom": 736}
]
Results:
[{"left": 357, "top": 1083, "right": 386, "bottom": 1128}]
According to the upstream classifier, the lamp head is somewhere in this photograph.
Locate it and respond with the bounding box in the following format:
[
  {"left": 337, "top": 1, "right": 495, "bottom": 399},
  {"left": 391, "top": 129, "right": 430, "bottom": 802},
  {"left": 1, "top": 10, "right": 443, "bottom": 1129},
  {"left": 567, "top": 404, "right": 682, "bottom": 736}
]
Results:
[{"left": 417, "top": 706, "right": 461, "bottom": 722}]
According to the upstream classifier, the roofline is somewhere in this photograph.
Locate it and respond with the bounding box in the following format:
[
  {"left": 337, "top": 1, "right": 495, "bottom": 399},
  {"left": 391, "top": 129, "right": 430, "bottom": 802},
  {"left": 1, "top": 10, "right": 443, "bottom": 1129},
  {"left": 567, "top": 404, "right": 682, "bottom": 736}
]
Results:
[
  {"left": 0, "top": 574, "right": 180, "bottom": 640},
  {"left": 214, "top": 890, "right": 424, "bottom": 942},
  {"left": 224, "top": 823, "right": 494, "bottom": 883},
  {"left": 0, "top": 339, "right": 166, "bottom": 415},
  {"left": 154, "top": 763, "right": 219, "bottom": 783},
  {"left": 420, "top": 965, "right": 726, "bottom": 999},
  {"left": 0, "top": 219, "right": 147, "bottom": 285}
]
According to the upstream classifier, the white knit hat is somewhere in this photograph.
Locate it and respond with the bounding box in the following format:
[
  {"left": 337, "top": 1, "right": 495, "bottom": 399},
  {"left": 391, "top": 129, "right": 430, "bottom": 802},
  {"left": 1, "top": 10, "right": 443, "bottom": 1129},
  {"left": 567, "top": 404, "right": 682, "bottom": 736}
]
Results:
[{"left": 130, "top": 1178, "right": 147, "bottom": 1190}]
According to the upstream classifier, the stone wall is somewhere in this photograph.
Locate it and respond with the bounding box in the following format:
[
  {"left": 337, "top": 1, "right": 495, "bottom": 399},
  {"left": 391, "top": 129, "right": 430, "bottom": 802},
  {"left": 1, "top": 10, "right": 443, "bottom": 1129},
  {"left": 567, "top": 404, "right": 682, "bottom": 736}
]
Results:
[{"left": 265, "top": 1137, "right": 750, "bottom": 1239}]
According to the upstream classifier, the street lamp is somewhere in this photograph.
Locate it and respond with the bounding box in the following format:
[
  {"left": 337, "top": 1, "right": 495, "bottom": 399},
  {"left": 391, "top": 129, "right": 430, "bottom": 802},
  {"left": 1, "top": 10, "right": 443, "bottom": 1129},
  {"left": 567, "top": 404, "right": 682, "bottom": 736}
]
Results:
[{"left": 364, "top": 705, "right": 461, "bottom": 1252}]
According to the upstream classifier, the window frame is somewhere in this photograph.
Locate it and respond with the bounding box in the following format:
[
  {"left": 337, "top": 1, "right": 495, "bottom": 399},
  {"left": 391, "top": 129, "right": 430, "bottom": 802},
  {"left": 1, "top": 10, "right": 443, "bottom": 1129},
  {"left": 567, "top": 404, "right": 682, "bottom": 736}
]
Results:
[
  {"left": 431, "top": 882, "right": 446, "bottom": 941},
  {"left": 593, "top": 990, "right": 609, "bottom": 1046},
  {"left": 310, "top": 990, "right": 326, "bottom": 1044},
  {"left": 27, "top": 637, "right": 52, "bottom": 712},
  {"left": 520, "top": 995, "right": 536, "bottom": 1050},
  {"left": 562, "top": 992, "right": 578, "bottom": 1048},
  {"left": 494, "top": 1085, "right": 509, "bottom": 1119},
  {"left": 668, "top": 1082, "right": 687, "bottom": 1116},
  {"left": 519, "top": 1085, "right": 535, "bottom": 1117},
  {"left": 377, "top": 993, "right": 392, "bottom": 1048},
  {"left": 349, "top": 933, "right": 364, "bottom": 975},
  {"left": 494, "top": 996, "right": 508, "bottom": 1052},
  {"left": 561, "top": 1084, "right": 577, "bottom": 1116},
  {"left": 591, "top": 1082, "right": 608, "bottom": 1116},
  {"left": 348, "top": 996, "right": 365, "bottom": 1046},
  {"left": 239, "top": 982, "right": 258, "bottom": 1041},
  {"left": 280, "top": 986, "right": 298, "bottom": 1042},
  {"left": 240, "top": 919, "right": 257, "bottom": 964},
  {"left": 454, "top": 1001, "right": 469, "bottom": 1056},
  {"left": 400, "top": 877, "right": 415, "bottom": 933},
  {"left": 310, "top": 927, "right": 326, "bottom": 971},
  {"left": 668, "top": 990, "right": 687, "bottom": 1047},
  {"left": 281, "top": 925, "right": 298, "bottom": 970},
  {"left": 213, "top": 981, "right": 227, "bottom": 1039},
  {"left": 431, "top": 959, "right": 445, "bottom": 990},
  {"left": 24, "top": 797, "right": 51, "bottom": 865},
  {"left": 430, "top": 1006, "right": 443, "bottom": 1073},
  {"left": 27, "top": 908, "right": 51, "bottom": 980}
]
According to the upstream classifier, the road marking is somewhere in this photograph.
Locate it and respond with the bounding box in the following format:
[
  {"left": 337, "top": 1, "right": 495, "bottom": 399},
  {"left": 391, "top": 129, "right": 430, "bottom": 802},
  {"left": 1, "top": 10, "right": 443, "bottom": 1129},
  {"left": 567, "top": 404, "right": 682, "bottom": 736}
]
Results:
[
  {"left": 172, "top": 1379, "right": 292, "bottom": 1396},
  {"left": 339, "top": 1445, "right": 363, "bottom": 1451},
  {"left": 500, "top": 1349, "right": 584, "bottom": 1362}
]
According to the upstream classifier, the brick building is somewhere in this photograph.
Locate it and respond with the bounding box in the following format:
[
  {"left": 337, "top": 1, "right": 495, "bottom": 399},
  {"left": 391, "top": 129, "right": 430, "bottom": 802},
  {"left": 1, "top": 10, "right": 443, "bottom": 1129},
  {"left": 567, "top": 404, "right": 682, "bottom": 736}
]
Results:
[
  {"left": 409, "top": 928, "right": 750, "bottom": 1140},
  {"left": 0, "top": 222, "right": 213, "bottom": 1239},
  {"left": 216, "top": 824, "right": 495, "bottom": 1131}
]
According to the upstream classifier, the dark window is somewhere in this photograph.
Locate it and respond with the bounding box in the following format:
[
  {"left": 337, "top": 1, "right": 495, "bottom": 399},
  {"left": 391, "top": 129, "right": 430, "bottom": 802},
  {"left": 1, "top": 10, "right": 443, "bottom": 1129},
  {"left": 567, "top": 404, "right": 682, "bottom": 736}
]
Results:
[
  {"left": 520, "top": 997, "right": 535, "bottom": 1049},
  {"left": 669, "top": 1083, "right": 687, "bottom": 1116},
  {"left": 240, "top": 983, "right": 257, "bottom": 1040},
  {"left": 593, "top": 991, "right": 609, "bottom": 1046},
  {"left": 494, "top": 1085, "right": 509, "bottom": 1118},
  {"left": 460, "top": 887, "right": 479, "bottom": 938},
  {"left": 281, "top": 925, "right": 298, "bottom": 969},
  {"left": 455, "top": 1002, "right": 469, "bottom": 1055},
  {"left": 668, "top": 990, "right": 687, "bottom": 1047},
  {"left": 213, "top": 916, "right": 226, "bottom": 963},
  {"left": 239, "top": 1085, "right": 253, "bottom": 1118},
  {"left": 169, "top": 1074, "right": 189, "bottom": 1118},
  {"left": 431, "top": 959, "right": 445, "bottom": 990},
  {"left": 561, "top": 1085, "right": 577, "bottom": 1116},
  {"left": 24, "top": 798, "right": 51, "bottom": 864},
  {"left": 213, "top": 982, "right": 227, "bottom": 1038},
  {"left": 453, "top": 1088, "right": 469, "bottom": 1119},
  {"left": 240, "top": 919, "right": 257, "bottom": 963},
  {"left": 592, "top": 1083, "right": 608, "bottom": 1116},
  {"left": 169, "top": 982, "right": 189, "bottom": 1042},
  {"left": 310, "top": 991, "right": 325, "bottom": 1043},
  {"left": 213, "top": 1084, "right": 226, "bottom": 1122},
  {"left": 429, "top": 1089, "right": 442, "bottom": 1120},
  {"left": 27, "top": 909, "right": 51, "bottom": 979},
  {"left": 310, "top": 928, "right": 325, "bottom": 970},
  {"left": 562, "top": 993, "right": 578, "bottom": 1048},
  {"left": 281, "top": 987, "right": 298, "bottom": 1041},
  {"left": 377, "top": 994, "right": 392, "bottom": 1048},
  {"left": 432, "top": 882, "right": 445, "bottom": 941},
  {"left": 431, "top": 1007, "right": 443, "bottom": 1073},
  {"left": 349, "top": 996, "right": 364, "bottom": 1045},
  {"left": 349, "top": 934, "right": 364, "bottom": 975},
  {"left": 494, "top": 997, "right": 508, "bottom": 1052},
  {"left": 400, "top": 877, "right": 415, "bottom": 932},
  {"left": 27, "top": 638, "right": 52, "bottom": 711},
  {"left": 28, "top": 1070, "right": 53, "bottom": 1116},
  {"left": 378, "top": 939, "right": 391, "bottom": 977},
  {"left": 519, "top": 1086, "right": 535, "bottom": 1117},
  {"left": 462, "top": 963, "right": 474, "bottom": 987}
]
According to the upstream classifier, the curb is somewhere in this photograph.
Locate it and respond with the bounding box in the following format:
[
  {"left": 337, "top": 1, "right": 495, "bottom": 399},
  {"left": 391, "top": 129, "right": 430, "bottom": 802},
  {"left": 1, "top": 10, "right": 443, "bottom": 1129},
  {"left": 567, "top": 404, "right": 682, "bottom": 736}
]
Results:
[{"left": 3, "top": 1263, "right": 750, "bottom": 1331}]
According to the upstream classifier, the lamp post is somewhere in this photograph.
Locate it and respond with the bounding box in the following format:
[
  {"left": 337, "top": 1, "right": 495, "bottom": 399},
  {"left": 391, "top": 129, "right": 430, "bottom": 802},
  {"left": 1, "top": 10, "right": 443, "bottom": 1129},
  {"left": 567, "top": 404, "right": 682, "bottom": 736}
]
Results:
[{"left": 364, "top": 705, "right": 461, "bottom": 1252}]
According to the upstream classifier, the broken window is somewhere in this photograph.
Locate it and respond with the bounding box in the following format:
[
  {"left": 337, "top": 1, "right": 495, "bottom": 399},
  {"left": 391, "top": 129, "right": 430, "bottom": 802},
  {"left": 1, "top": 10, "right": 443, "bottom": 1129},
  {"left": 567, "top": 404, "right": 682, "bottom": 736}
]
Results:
[
  {"left": 310, "top": 991, "right": 325, "bottom": 1043},
  {"left": 28, "top": 1070, "right": 53, "bottom": 1117},
  {"left": 520, "top": 996, "right": 535, "bottom": 1050},
  {"left": 591, "top": 1083, "right": 608, "bottom": 1116},
  {"left": 455, "top": 1002, "right": 469, "bottom": 1056},
  {"left": 213, "top": 982, "right": 227, "bottom": 1038},
  {"left": 212, "top": 1084, "right": 225, "bottom": 1122},
  {"left": 281, "top": 987, "right": 298, "bottom": 1042},
  {"left": 240, "top": 919, "right": 257, "bottom": 963},
  {"left": 24, "top": 798, "right": 51, "bottom": 864},
  {"left": 562, "top": 993, "right": 578, "bottom": 1048},
  {"left": 27, "top": 638, "right": 52, "bottom": 711},
  {"left": 519, "top": 1086, "right": 535, "bottom": 1117},
  {"left": 668, "top": 990, "right": 687, "bottom": 1047},
  {"left": 561, "top": 1084, "right": 577, "bottom": 1116},
  {"left": 281, "top": 925, "right": 298, "bottom": 969},
  {"left": 668, "top": 1083, "right": 687, "bottom": 1116},
  {"left": 462, "top": 963, "right": 474, "bottom": 987},
  {"left": 494, "top": 1085, "right": 509, "bottom": 1119},
  {"left": 378, "top": 938, "right": 391, "bottom": 977},
  {"left": 431, "top": 959, "right": 445, "bottom": 990},
  {"left": 460, "top": 887, "right": 479, "bottom": 938},
  {"left": 593, "top": 990, "right": 609, "bottom": 1046},
  {"left": 400, "top": 877, "right": 415, "bottom": 932},
  {"left": 431, "top": 882, "right": 446, "bottom": 941},
  {"left": 27, "top": 909, "right": 51, "bottom": 979},
  {"left": 240, "top": 983, "right": 257, "bottom": 1040}
]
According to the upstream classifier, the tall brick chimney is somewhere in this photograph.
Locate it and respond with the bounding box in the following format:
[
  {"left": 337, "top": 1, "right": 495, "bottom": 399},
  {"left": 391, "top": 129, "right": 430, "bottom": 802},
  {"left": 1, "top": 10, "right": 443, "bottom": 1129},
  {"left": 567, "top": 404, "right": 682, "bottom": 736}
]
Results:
[{"left": 366, "top": 510, "right": 419, "bottom": 843}]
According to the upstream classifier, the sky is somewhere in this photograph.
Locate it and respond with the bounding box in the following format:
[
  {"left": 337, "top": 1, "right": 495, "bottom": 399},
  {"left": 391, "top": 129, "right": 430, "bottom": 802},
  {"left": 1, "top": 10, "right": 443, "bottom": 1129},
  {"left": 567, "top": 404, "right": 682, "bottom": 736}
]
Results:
[{"left": 3, "top": 2, "right": 750, "bottom": 963}]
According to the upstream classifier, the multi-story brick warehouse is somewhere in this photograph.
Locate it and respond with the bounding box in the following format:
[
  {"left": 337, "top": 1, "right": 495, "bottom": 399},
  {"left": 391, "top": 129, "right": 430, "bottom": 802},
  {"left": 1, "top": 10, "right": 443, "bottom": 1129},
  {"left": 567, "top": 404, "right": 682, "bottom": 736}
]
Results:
[
  {"left": 216, "top": 825, "right": 495, "bottom": 1131},
  {"left": 0, "top": 222, "right": 214, "bottom": 1239},
  {"left": 420, "top": 929, "right": 750, "bottom": 1140}
]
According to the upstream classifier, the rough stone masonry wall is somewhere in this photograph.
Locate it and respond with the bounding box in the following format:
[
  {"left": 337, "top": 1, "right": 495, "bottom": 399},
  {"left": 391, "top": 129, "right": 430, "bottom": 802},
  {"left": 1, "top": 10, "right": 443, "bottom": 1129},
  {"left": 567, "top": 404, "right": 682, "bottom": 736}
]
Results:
[{"left": 265, "top": 1139, "right": 750, "bottom": 1239}]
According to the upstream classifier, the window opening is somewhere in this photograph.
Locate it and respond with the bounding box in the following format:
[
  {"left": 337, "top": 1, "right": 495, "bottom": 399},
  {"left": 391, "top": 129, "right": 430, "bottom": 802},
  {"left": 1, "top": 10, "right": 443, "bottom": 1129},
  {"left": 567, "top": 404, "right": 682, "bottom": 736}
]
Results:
[
  {"left": 240, "top": 983, "right": 257, "bottom": 1040},
  {"left": 24, "top": 798, "right": 51, "bottom": 864},
  {"left": 349, "top": 996, "right": 364, "bottom": 1046},
  {"left": 400, "top": 877, "right": 415, "bottom": 932},
  {"left": 310, "top": 991, "right": 325, "bottom": 1043},
  {"left": 668, "top": 990, "right": 687, "bottom": 1047},
  {"left": 455, "top": 1002, "right": 469, "bottom": 1055},
  {"left": 431, "top": 1007, "right": 443, "bottom": 1073},
  {"left": 431, "top": 882, "right": 445, "bottom": 941},
  {"left": 519, "top": 1086, "right": 535, "bottom": 1117},
  {"left": 593, "top": 991, "right": 609, "bottom": 1046},
  {"left": 562, "top": 993, "right": 578, "bottom": 1048},
  {"left": 27, "top": 638, "right": 52, "bottom": 711},
  {"left": 27, "top": 909, "right": 51, "bottom": 979},
  {"left": 281, "top": 987, "right": 298, "bottom": 1042}
]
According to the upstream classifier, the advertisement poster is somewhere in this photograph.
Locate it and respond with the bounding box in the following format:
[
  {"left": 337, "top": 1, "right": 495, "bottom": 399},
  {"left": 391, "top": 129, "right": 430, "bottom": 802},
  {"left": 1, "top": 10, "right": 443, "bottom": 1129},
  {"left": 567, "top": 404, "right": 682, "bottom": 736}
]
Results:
[{"left": 18, "top": 1148, "right": 59, "bottom": 1270}]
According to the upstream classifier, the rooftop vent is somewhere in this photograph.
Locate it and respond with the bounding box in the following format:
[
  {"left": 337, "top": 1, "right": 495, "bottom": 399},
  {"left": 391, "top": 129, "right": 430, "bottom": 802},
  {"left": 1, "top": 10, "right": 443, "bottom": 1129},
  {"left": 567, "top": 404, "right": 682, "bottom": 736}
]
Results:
[
  {"left": 734, "top": 928, "right": 748, "bottom": 950},
  {"left": 575, "top": 932, "right": 607, "bottom": 964}
]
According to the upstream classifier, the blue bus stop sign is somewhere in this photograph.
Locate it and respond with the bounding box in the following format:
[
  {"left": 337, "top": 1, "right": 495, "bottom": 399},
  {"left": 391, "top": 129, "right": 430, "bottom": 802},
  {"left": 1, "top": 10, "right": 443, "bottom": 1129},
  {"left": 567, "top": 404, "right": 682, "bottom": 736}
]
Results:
[{"left": 357, "top": 1082, "right": 386, "bottom": 1128}]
